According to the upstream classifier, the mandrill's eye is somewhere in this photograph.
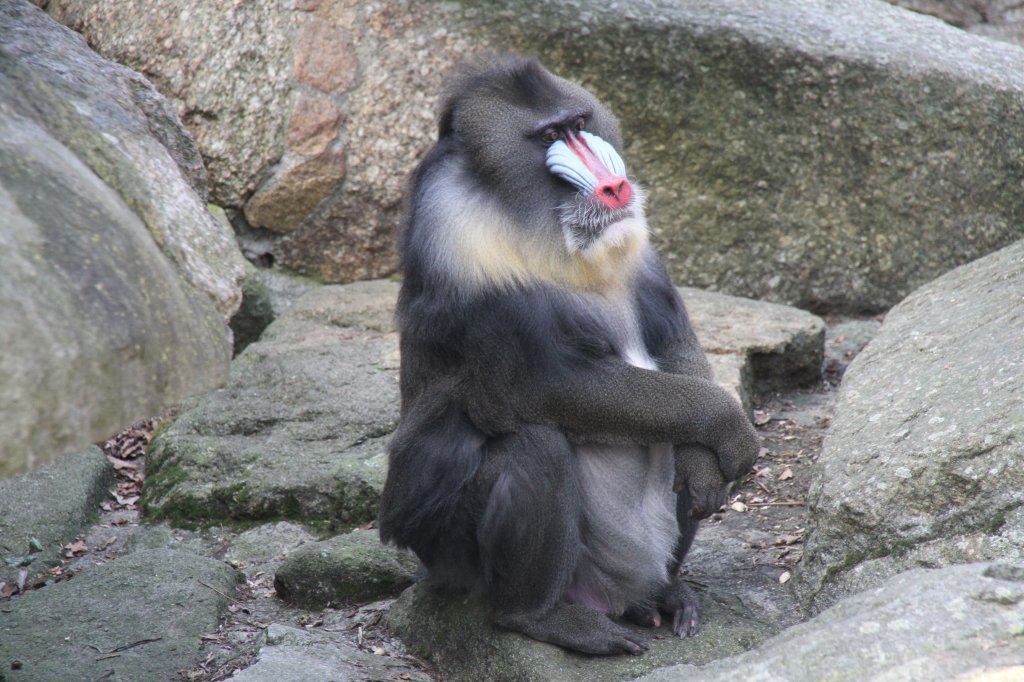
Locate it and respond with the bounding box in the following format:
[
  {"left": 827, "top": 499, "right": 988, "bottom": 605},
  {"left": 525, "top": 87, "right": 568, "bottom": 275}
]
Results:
[
  {"left": 541, "top": 128, "right": 560, "bottom": 145},
  {"left": 573, "top": 118, "right": 585, "bottom": 132}
]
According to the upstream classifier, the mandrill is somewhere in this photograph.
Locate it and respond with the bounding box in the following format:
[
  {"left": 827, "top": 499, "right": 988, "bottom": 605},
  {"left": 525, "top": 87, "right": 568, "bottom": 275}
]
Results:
[{"left": 378, "top": 56, "right": 758, "bottom": 655}]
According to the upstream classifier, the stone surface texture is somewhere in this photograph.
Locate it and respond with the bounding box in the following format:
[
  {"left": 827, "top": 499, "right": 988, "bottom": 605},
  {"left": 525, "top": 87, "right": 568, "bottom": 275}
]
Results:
[
  {"left": 141, "top": 281, "right": 402, "bottom": 529},
  {"left": 0, "top": 549, "right": 239, "bottom": 682},
  {"left": 230, "top": 623, "right": 432, "bottom": 682},
  {"left": 6, "top": 0, "right": 245, "bottom": 318},
  {"left": 889, "top": 0, "right": 1024, "bottom": 46},
  {"left": 273, "top": 529, "right": 418, "bottom": 608},
  {"left": 798, "top": 239, "right": 1024, "bottom": 611},
  {"left": 634, "top": 563, "right": 1024, "bottom": 682},
  {"left": 387, "top": 581, "right": 775, "bottom": 682},
  {"left": 44, "top": 0, "right": 298, "bottom": 211},
  {"left": 0, "top": 2, "right": 244, "bottom": 475},
  {"left": 0, "top": 448, "right": 113, "bottom": 586}
]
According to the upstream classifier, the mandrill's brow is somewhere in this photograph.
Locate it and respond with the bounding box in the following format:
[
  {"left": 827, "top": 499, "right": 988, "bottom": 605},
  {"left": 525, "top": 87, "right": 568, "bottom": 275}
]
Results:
[{"left": 531, "top": 108, "right": 590, "bottom": 135}]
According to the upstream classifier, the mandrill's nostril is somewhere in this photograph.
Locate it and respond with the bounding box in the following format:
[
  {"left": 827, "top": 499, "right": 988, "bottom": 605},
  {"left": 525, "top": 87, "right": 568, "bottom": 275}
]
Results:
[{"left": 595, "top": 177, "right": 632, "bottom": 210}]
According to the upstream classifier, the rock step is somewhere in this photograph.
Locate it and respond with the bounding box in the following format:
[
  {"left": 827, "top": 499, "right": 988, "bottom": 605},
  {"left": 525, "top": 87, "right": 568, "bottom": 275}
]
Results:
[
  {"left": 0, "top": 549, "right": 239, "bottom": 682},
  {"left": 0, "top": 447, "right": 113, "bottom": 588},
  {"left": 273, "top": 529, "right": 418, "bottom": 609}
]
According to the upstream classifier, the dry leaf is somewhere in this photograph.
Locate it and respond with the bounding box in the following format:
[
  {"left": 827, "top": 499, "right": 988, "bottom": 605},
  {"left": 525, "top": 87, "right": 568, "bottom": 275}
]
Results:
[
  {"left": 778, "top": 466, "right": 794, "bottom": 481},
  {"left": 753, "top": 410, "right": 771, "bottom": 426},
  {"left": 774, "top": 534, "right": 802, "bottom": 546},
  {"left": 63, "top": 540, "right": 88, "bottom": 556},
  {"left": 109, "top": 457, "right": 139, "bottom": 471},
  {"left": 730, "top": 501, "right": 748, "bottom": 513},
  {"left": 779, "top": 571, "right": 792, "bottom": 584}
]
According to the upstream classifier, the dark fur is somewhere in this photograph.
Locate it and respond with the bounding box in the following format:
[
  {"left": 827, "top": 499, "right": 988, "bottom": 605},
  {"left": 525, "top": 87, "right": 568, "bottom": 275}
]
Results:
[{"left": 379, "top": 57, "right": 757, "bottom": 654}]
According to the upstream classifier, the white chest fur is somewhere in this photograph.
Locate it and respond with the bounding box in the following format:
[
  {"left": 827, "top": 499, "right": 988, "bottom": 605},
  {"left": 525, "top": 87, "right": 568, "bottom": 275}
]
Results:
[{"left": 567, "top": 294, "right": 679, "bottom": 614}]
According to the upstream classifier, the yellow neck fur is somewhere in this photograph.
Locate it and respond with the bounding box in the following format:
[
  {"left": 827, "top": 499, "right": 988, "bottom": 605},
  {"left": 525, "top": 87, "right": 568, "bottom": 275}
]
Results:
[{"left": 453, "top": 217, "right": 648, "bottom": 295}]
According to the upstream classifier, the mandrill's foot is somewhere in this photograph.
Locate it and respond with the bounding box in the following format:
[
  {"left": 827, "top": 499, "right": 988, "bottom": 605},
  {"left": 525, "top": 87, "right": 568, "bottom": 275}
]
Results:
[
  {"left": 662, "top": 579, "right": 700, "bottom": 638},
  {"left": 627, "top": 580, "right": 701, "bottom": 638},
  {"left": 494, "top": 603, "right": 649, "bottom": 655},
  {"left": 624, "top": 602, "right": 662, "bottom": 628}
]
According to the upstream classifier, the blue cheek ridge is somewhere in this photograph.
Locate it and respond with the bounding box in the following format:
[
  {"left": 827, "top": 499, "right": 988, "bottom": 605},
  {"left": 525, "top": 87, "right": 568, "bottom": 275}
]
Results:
[{"left": 546, "top": 139, "right": 598, "bottom": 192}]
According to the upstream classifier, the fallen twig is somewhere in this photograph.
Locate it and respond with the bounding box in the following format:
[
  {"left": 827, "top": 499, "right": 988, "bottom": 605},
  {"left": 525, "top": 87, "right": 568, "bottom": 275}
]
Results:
[
  {"left": 198, "top": 580, "right": 242, "bottom": 604},
  {"left": 88, "top": 637, "right": 163, "bottom": 658}
]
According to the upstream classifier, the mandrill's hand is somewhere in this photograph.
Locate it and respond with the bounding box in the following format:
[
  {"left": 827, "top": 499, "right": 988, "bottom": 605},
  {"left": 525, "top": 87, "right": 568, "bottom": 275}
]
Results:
[
  {"left": 674, "top": 413, "right": 758, "bottom": 518},
  {"left": 711, "top": 408, "right": 760, "bottom": 482},
  {"left": 673, "top": 444, "right": 731, "bottom": 519}
]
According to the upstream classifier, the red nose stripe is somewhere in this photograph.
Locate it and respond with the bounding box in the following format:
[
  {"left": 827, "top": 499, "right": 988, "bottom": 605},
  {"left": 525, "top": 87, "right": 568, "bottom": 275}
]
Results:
[{"left": 564, "top": 133, "right": 632, "bottom": 210}]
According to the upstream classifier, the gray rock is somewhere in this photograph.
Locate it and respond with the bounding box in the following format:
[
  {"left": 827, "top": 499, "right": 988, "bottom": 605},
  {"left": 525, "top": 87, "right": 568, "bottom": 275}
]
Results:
[
  {"left": 2, "top": 1, "right": 245, "bottom": 318},
  {"left": 798, "top": 239, "right": 1024, "bottom": 611},
  {"left": 0, "top": 2, "right": 242, "bottom": 476},
  {"left": 825, "top": 319, "right": 882, "bottom": 365},
  {"left": 0, "top": 549, "right": 239, "bottom": 682},
  {"left": 141, "top": 281, "right": 401, "bottom": 529},
  {"left": 47, "top": 0, "right": 1024, "bottom": 312},
  {"left": 634, "top": 563, "right": 1024, "bottom": 682},
  {"left": 386, "top": 581, "right": 775, "bottom": 682},
  {"left": 225, "top": 522, "right": 320, "bottom": 578},
  {"left": 141, "top": 279, "right": 823, "bottom": 529},
  {"left": 0, "top": 447, "right": 113, "bottom": 587},
  {"left": 274, "top": 529, "right": 418, "bottom": 609},
  {"left": 682, "top": 287, "right": 825, "bottom": 405},
  {"left": 45, "top": 0, "right": 297, "bottom": 213},
  {"left": 254, "top": 267, "right": 321, "bottom": 318},
  {"left": 123, "top": 523, "right": 217, "bottom": 559},
  {"left": 229, "top": 623, "right": 432, "bottom": 682},
  {"left": 0, "top": 110, "right": 231, "bottom": 477}
]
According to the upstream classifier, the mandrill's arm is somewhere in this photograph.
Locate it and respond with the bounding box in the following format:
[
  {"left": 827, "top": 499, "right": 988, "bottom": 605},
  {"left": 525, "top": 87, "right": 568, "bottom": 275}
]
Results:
[
  {"left": 528, "top": 360, "right": 758, "bottom": 491},
  {"left": 655, "top": 337, "right": 750, "bottom": 518}
]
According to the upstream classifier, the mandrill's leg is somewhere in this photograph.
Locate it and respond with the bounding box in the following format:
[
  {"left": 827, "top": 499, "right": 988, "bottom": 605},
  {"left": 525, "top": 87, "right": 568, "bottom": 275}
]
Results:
[
  {"left": 666, "top": 472, "right": 702, "bottom": 637},
  {"left": 623, "top": 476, "right": 702, "bottom": 638},
  {"left": 477, "top": 425, "right": 648, "bottom": 655}
]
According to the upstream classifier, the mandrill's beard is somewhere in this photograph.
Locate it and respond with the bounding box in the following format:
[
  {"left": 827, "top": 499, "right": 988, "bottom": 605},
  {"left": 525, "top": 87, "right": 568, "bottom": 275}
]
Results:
[{"left": 559, "top": 183, "right": 648, "bottom": 257}]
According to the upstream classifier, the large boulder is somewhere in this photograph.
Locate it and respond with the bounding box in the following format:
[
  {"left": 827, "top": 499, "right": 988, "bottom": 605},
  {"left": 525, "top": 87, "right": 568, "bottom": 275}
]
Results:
[
  {"left": 141, "top": 280, "right": 823, "bottom": 529},
  {"left": 0, "top": 2, "right": 239, "bottom": 476},
  {"left": 46, "top": 0, "right": 1024, "bottom": 312},
  {"left": 636, "top": 563, "right": 1024, "bottom": 682},
  {"left": 6, "top": 1, "right": 245, "bottom": 317},
  {"left": 141, "top": 281, "right": 403, "bottom": 529},
  {"left": 797, "top": 239, "right": 1024, "bottom": 611}
]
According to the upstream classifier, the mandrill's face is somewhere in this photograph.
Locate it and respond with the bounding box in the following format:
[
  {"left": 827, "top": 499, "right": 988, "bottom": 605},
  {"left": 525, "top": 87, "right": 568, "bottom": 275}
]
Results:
[
  {"left": 545, "top": 123, "right": 647, "bottom": 259},
  {"left": 438, "top": 61, "right": 650, "bottom": 292}
]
